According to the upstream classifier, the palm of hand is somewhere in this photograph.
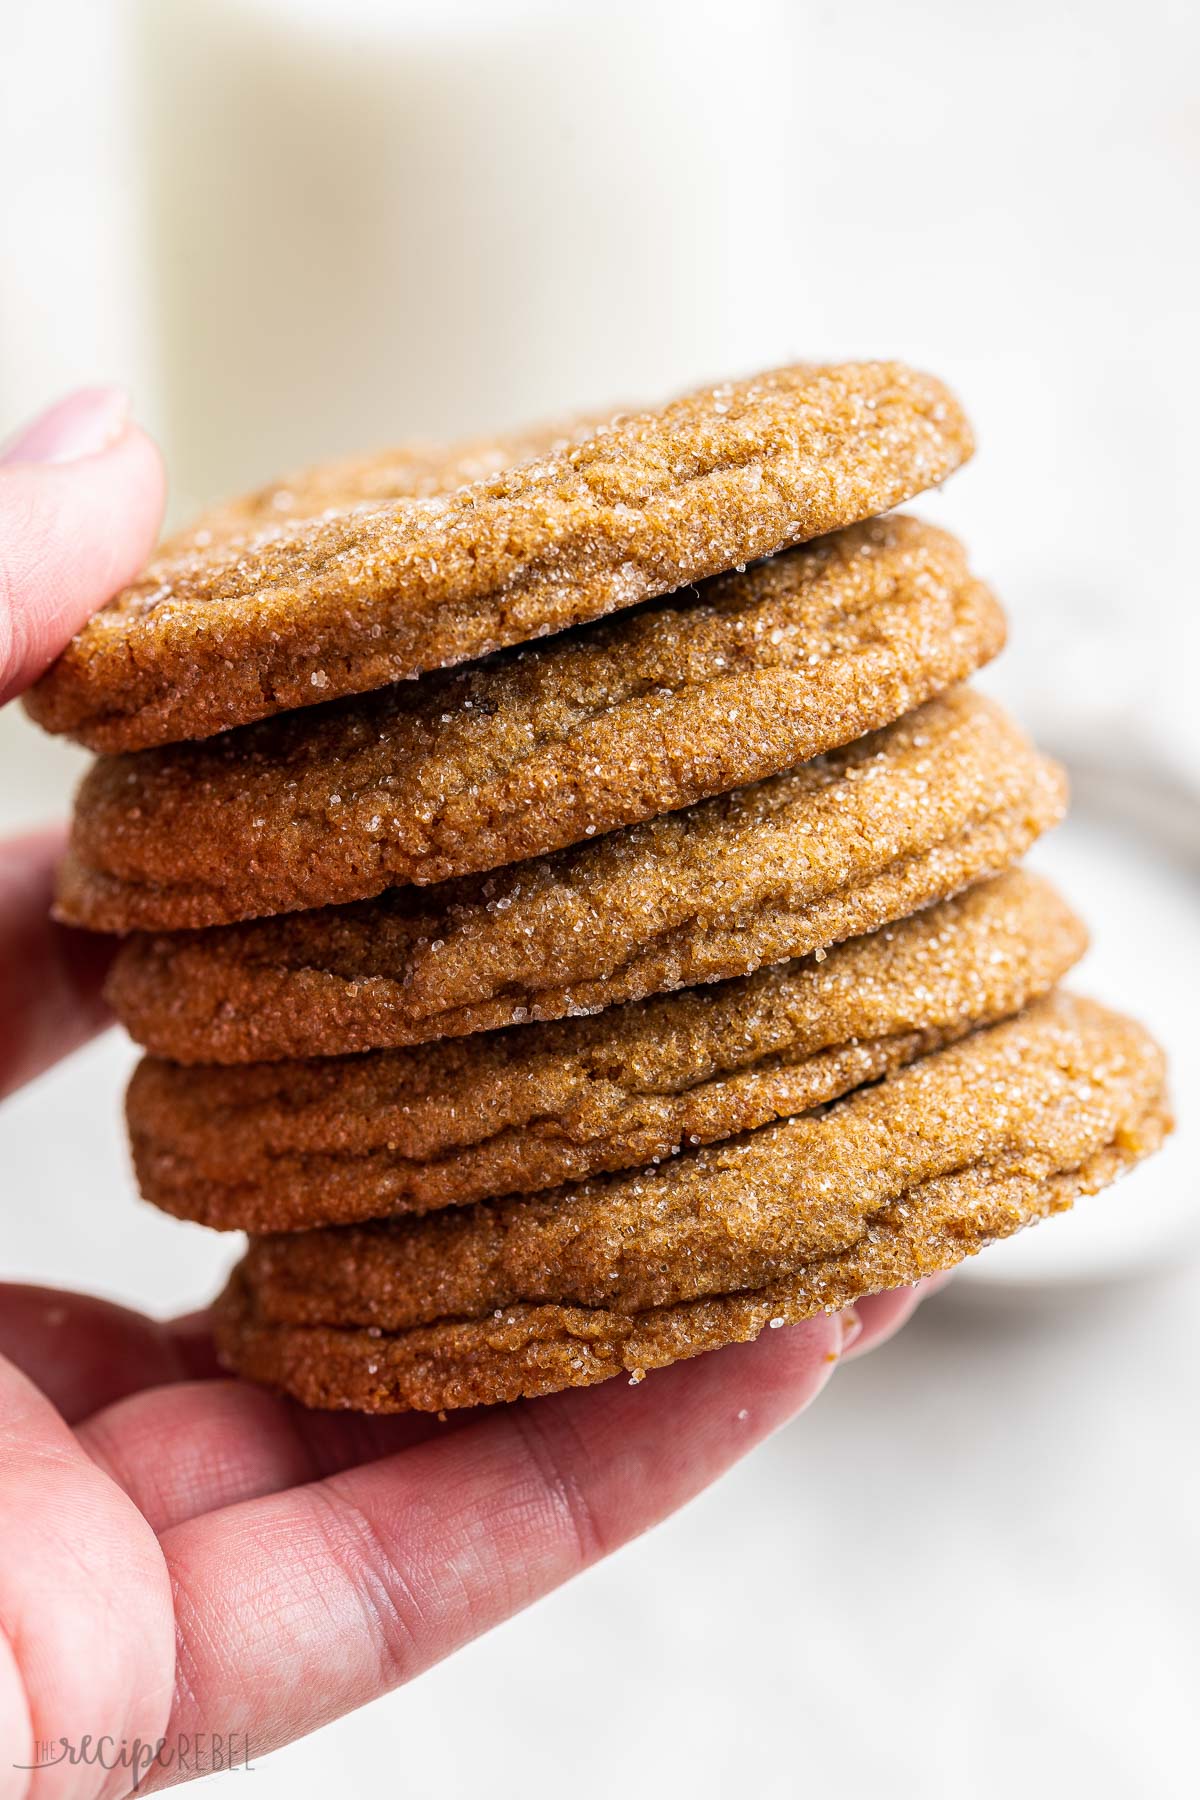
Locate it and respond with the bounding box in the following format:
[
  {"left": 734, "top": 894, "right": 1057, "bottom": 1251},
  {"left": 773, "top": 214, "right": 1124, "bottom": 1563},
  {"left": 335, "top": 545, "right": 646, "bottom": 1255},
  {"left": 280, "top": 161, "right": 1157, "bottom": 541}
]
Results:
[{"left": 0, "top": 1279, "right": 918, "bottom": 1792}]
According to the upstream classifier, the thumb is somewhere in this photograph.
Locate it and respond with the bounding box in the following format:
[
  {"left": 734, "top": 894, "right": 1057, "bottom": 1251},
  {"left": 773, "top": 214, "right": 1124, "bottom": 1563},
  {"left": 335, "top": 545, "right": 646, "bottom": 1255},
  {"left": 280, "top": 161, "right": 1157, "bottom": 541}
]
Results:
[{"left": 0, "top": 387, "right": 165, "bottom": 706}]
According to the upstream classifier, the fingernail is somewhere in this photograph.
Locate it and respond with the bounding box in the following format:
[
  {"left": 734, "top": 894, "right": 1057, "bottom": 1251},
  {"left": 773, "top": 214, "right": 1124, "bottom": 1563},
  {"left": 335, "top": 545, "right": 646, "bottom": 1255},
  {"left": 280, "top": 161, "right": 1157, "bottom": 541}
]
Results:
[
  {"left": 1, "top": 387, "right": 130, "bottom": 466},
  {"left": 838, "top": 1305, "right": 863, "bottom": 1353}
]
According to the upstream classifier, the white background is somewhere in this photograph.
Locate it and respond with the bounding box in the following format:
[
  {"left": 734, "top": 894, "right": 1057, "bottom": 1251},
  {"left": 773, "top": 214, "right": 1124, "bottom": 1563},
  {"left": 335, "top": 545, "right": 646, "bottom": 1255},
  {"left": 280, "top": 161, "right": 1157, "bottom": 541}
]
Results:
[{"left": 1, "top": 2, "right": 1198, "bottom": 1795}]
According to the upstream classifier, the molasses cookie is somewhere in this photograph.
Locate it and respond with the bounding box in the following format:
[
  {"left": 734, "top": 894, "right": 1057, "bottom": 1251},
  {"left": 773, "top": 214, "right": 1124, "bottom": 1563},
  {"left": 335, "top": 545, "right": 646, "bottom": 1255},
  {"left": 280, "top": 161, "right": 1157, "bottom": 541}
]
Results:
[
  {"left": 60, "top": 515, "right": 1004, "bottom": 931},
  {"left": 212, "top": 994, "right": 1171, "bottom": 1410},
  {"left": 27, "top": 361, "right": 973, "bottom": 750},
  {"left": 128, "top": 872, "right": 1086, "bottom": 1230},
  {"left": 166, "top": 413, "right": 610, "bottom": 549},
  {"left": 104, "top": 690, "right": 1067, "bottom": 1064}
]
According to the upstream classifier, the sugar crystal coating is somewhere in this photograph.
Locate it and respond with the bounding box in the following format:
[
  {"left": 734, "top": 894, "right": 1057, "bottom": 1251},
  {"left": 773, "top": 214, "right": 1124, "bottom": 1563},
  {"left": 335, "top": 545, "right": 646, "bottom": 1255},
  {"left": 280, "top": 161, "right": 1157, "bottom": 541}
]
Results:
[
  {"left": 127, "top": 871, "right": 1086, "bottom": 1230},
  {"left": 170, "top": 412, "right": 614, "bottom": 548},
  {"left": 104, "top": 689, "right": 1067, "bottom": 1064},
  {"left": 59, "top": 514, "right": 1003, "bottom": 930},
  {"left": 26, "top": 361, "right": 974, "bottom": 751},
  {"left": 213, "top": 995, "right": 1171, "bottom": 1411}
]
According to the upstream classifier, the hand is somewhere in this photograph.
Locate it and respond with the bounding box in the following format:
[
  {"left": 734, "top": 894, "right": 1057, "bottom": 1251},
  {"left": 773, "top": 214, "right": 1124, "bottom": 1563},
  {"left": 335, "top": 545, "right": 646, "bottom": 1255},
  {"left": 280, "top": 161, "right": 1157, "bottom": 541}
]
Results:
[{"left": 0, "top": 391, "right": 940, "bottom": 1795}]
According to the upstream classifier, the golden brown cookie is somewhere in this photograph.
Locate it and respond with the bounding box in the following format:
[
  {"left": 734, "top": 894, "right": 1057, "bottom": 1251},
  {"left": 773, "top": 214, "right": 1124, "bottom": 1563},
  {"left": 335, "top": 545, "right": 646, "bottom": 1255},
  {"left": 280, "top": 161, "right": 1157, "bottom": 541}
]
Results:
[
  {"left": 26, "top": 362, "right": 973, "bottom": 751},
  {"left": 166, "top": 414, "right": 610, "bottom": 549},
  {"left": 212, "top": 994, "right": 1171, "bottom": 1411},
  {"left": 128, "top": 872, "right": 1087, "bottom": 1231},
  {"left": 104, "top": 690, "right": 1067, "bottom": 1065},
  {"left": 59, "top": 516, "right": 1004, "bottom": 932}
]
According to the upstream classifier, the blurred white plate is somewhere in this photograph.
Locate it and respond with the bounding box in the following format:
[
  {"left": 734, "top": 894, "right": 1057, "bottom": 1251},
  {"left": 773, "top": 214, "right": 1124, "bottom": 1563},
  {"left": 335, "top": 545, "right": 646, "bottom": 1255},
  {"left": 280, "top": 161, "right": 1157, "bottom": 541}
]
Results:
[{"left": 959, "top": 753, "right": 1198, "bottom": 1290}]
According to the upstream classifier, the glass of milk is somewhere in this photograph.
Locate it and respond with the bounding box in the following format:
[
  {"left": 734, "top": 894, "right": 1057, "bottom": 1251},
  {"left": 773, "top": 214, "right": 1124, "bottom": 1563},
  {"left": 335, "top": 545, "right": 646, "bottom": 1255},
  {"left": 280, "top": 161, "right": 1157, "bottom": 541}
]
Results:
[{"left": 135, "top": 0, "right": 796, "bottom": 515}]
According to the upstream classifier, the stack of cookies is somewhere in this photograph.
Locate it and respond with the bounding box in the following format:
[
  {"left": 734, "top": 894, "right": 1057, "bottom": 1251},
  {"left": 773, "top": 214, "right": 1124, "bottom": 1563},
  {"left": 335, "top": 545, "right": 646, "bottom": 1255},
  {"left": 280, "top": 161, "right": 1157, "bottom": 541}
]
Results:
[{"left": 28, "top": 362, "right": 1170, "bottom": 1411}]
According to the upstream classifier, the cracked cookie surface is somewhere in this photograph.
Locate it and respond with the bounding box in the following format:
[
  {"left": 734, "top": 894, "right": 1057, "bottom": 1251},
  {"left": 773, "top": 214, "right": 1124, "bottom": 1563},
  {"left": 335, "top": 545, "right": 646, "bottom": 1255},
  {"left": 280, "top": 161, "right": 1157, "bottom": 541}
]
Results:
[
  {"left": 213, "top": 995, "right": 1171, "bottom": 1410},
  {"left": 165, "top": 413, "right": 611, "bottom": 549},
  {"left": 104, "top": 690, "right": 1067, "bottom": 1064},
  {"left": 59, "top": 515, "right": 1003, "bottom": 931},
  {"left": 26, "top": 361, "right": 973, "bottom": 750},
  {"left": 128, "top": 872, "right": 1086, "bottom": 1230}
]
